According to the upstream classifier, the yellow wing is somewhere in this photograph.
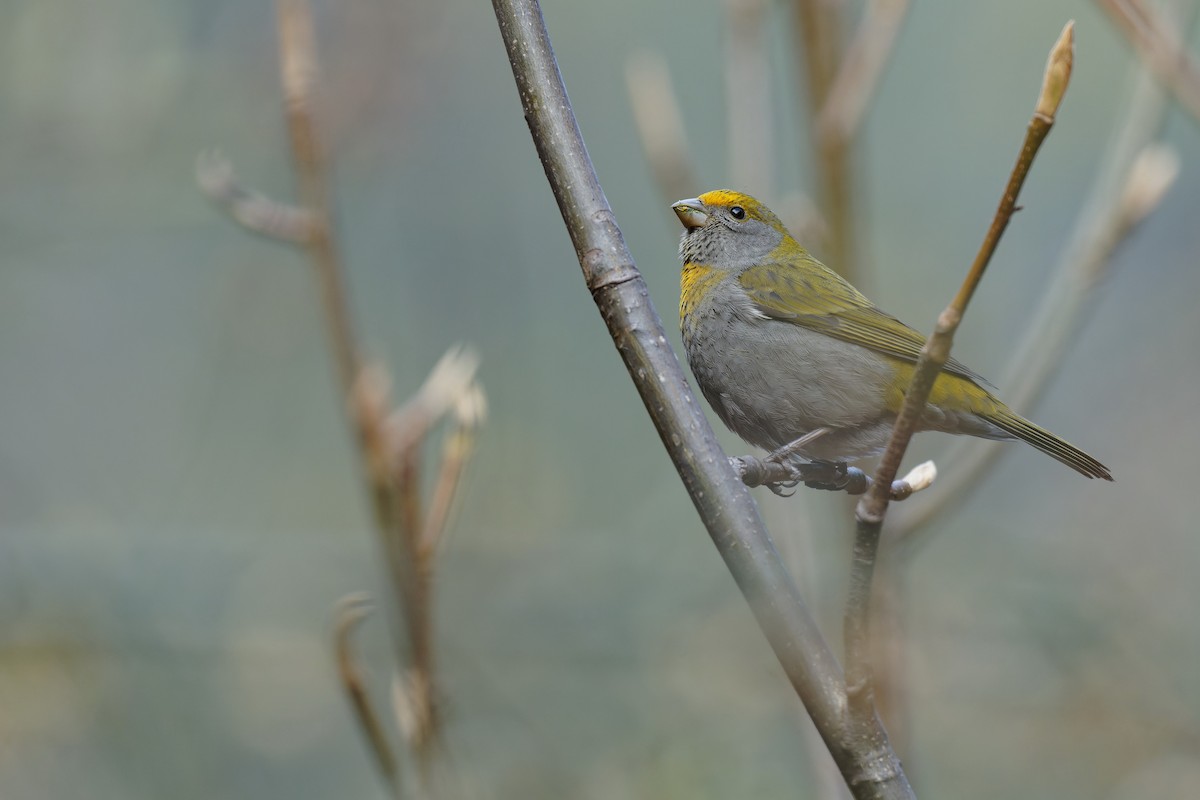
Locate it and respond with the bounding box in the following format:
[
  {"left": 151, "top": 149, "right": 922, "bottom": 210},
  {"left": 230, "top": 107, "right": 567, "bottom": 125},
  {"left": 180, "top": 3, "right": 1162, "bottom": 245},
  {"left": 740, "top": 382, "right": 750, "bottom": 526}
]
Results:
[{"left": 738, "top": 258, "right": 987, "bottom": 384}]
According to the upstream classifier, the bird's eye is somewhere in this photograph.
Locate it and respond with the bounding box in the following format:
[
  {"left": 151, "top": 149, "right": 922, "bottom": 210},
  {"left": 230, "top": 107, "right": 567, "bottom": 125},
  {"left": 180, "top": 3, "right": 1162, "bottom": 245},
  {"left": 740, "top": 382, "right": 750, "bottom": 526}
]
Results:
[{"left": 730, "top": 206, "right": 745, "bottom": 220}]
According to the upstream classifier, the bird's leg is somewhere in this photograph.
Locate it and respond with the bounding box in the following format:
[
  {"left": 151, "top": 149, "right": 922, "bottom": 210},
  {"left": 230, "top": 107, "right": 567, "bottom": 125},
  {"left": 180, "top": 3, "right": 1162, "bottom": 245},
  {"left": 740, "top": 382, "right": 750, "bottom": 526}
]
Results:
[
  {"left": 763, "top": 429, "right": 869, "bottom": 492},
  {"left": 755, "top": 429, "right": 848, "bottom": 495},
  {"left": 764, "top": 428, "right": 830, "bottom": 465}
]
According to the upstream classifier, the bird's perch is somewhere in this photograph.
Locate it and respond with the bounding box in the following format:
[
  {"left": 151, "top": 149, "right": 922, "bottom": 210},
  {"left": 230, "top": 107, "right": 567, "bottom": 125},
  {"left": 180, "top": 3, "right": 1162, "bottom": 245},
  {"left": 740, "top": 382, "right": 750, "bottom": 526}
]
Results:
[
  {"left": 491, "top": 1, "right": 914, "bottom": 797},
  {"left": 842, "top": 21, "right": 1076, "bottom": 711}
]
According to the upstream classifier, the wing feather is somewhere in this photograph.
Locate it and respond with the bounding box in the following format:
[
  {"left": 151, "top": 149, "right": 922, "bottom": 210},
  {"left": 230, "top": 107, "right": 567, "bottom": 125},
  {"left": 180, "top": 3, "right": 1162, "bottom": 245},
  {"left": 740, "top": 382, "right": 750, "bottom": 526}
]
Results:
[{"left": 738, "top": 260, "right": 987, "bottom": 384}]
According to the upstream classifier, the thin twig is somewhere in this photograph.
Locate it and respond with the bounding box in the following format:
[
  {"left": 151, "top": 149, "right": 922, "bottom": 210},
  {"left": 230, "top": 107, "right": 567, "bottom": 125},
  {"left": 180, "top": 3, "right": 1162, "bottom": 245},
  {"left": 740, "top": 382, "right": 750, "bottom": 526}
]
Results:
[
  {"left": 274, "top": 1, "right": 431, "bottom": 691},
  {"left": 868, "top": 4, "right": 1189, "bottom": 757},
  {"left": 276, "top": 0, "right": 360, "bottom": 394},
  {"left": 890, "top": 6, "right": 1187, "bottom": 543},
  {"left": 724, "top": 0, "right": 774, "bottom": 194},
  {"left": 491, "top": 1, "right": 914, "bottom": 797},
  {"left": 1095, "top": 0, "right": 1200, "bottom": 124},
  {"left": 387, "top": 346, "right": 482, "bottom": 456},
  {"left": 195, "top": 151, "right": 315, "bottom": 243},
  {"left": 386, "top": 347, "right": 483, "bottom": 769},
  {"left": 817, "top": 0, "right": 912, "bottom": 145},
  {"left": 334, "top": 595, "right": 403, "bottom": 799},
  {"left": 842, "top": 22, "right": 1075, "bottom": 713},
  {"left": 792, "top": 0, "right": 859, "bottom": 280},
  {"left": 421, "top": 384, "right": 487, "bottom": 554},
  {"left": 392, "top": 439, "right": 436, "bottom": 771},
  {"left": 624, "top": 52, "right": 698, "bottom": 205},
  {"left": 204, "top": 2, "right": 485, "bottom": 790}
]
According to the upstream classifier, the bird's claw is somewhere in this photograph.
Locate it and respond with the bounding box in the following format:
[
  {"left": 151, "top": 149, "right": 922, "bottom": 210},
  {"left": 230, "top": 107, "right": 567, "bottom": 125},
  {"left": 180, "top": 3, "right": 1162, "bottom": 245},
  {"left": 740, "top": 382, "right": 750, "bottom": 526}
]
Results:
[
  {"left": 734, "top": 454, "right": 879, "bottom": 497},
  {"left": 766, "top": 479, "right": 800, "bottom": 497},
  {"left": 795, "top": 461, "right": 848, "bottom": 491},
  {"left": 761, "top": 459, "right": 856, "bottom": 495}
]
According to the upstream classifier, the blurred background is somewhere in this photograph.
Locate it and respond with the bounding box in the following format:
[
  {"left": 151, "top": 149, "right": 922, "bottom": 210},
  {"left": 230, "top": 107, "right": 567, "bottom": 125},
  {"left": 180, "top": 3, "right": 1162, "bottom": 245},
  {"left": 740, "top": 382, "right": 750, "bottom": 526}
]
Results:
[{"left": 2, "top": 0, "right": 1199, "bottom": 798}]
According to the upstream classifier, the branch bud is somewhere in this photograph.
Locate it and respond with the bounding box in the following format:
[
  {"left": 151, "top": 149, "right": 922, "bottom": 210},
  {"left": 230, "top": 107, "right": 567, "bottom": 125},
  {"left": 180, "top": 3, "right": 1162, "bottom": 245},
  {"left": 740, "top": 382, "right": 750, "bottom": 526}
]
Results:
[
  {"left": 1119, "top": 143, "right": 1181, "bottom": 228},
  {"left": 1036, "top": 21, "right": 1075, "bottom": 121}
]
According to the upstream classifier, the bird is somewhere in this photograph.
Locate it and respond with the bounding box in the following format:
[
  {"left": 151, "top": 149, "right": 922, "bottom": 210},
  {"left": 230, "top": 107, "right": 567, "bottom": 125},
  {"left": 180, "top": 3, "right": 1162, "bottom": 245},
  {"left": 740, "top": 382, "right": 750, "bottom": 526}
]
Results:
[{"left": 671, "top": 189, "right": 1112, "bottom": 482}]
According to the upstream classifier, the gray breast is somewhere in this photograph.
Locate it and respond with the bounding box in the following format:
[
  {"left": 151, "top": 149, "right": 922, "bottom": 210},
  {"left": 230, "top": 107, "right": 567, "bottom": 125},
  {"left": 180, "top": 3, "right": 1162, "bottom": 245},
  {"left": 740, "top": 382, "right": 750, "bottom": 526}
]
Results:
[{"left": 682, "top": 284, "right": 895, "bottom": 456}]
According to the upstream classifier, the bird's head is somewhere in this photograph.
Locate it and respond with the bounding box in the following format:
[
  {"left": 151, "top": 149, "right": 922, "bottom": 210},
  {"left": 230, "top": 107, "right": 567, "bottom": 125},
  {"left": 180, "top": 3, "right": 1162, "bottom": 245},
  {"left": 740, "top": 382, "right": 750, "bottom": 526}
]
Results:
[{"left": 672, "top": 190, "right": 793, "bottom": 269}]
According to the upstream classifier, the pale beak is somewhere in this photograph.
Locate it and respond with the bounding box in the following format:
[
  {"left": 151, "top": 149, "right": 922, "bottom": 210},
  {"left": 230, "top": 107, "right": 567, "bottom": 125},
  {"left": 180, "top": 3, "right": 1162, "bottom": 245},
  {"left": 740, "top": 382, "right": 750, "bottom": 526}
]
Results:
[{"left": 672, "top": 198, "right": 708, "bottom": 229}]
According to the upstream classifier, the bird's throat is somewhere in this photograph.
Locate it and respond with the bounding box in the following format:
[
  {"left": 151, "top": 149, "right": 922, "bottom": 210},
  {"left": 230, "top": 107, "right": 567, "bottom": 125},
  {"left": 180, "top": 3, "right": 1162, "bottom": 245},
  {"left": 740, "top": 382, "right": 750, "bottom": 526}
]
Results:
[{"left": 680, "top": 263, "right": 725, "bottom": 325}]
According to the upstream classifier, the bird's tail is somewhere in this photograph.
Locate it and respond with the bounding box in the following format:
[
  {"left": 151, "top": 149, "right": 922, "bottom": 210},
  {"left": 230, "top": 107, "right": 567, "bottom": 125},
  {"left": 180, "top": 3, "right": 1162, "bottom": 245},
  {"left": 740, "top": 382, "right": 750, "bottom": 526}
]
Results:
[{"left": 987, "top": 407, "right": 1113, "bottom": 481}]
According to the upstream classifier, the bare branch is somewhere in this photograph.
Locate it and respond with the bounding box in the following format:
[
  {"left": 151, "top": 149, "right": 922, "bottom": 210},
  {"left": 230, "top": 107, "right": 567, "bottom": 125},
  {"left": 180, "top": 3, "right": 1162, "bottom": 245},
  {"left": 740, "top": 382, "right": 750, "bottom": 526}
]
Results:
[
  {"left": 624, "top": 52, "right": 699, "bottom": 205},
  {"left": 724, "top": 0, "right": 775, "bottom": 193},
  {"left": 890, "top": 11, "right": 1186, "bottom": 542},
  {"left": 843, "top": 21, "right": 1075, "bottom": 714},
  {"left": 196, "top": 152, "right": 315, "bottom": 243},
  {"left": 491, "top": 1, "right": 914, "bottom": 796},
  {"left": 791, "top": 0, "right": 859, "bottom": 280},
  {"left": 276, "top": 0, "right": 361, "bottom": 393},
  {"left": 817, "top": 0, "right": 912, "bottom": 144},
  {"left": 387, "top": 346, "right": 481, "bottom": 457},
  {"left": 204, "top": 3, "right": 483, "bottom": 788},
  {"left": 1095, "top": 0, "right": 1200, "bottom": 124},
  {"left": 334, "top": 595, "right": 402, "bottom": 799},
  {"left": 421, "top": 383, "right": 487, "bottom": 555}
]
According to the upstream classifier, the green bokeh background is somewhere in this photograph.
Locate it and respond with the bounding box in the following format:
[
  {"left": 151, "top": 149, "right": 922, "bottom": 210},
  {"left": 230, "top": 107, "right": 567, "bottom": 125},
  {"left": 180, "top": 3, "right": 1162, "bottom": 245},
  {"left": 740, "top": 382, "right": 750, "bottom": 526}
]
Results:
[{"left": 3, "top": 1, "right": 1199, "bottom": 798}]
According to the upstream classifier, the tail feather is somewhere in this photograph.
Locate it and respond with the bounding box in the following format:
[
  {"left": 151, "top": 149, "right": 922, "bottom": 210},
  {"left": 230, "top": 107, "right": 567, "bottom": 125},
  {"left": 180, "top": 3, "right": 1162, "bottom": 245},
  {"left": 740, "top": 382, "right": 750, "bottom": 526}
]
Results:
[{"left": 988, "top": 409, "right": 1113, "bottom": 481}]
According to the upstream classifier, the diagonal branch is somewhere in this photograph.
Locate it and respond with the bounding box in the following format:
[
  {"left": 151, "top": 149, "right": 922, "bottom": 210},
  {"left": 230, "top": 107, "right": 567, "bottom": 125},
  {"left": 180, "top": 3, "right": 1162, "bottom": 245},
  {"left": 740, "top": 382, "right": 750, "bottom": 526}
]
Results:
[
  {"left": 817, "top": 0, "right": 912, "bottom": 145},
  {"left": 335, "top": 595, "right": 402, "bottom": 799},
  {"left": 491, "top": 1, "right": 913, "bottom": 797},
  {"left": 890, "top": 1, "right": 1189, "bottom": 543},
  {"left": 792, "top": 0, "right": 860, "bottom": 280},
  {"left": 1095, "top": 0, "right": 1200, "bottom": 125},
  {"left": 842, "top": 21, "right": 1076, "bottom": 712}
]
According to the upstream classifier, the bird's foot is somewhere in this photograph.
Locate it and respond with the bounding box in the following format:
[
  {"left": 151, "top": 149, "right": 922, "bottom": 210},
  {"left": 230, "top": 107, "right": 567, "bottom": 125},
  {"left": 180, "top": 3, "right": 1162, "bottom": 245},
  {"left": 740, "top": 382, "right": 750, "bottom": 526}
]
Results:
[
  {"left": 763, "top": 461, "right": 864, "bottom": 497},
  {"left": 794, "top": 461, "right": 870, "bottom": 494},
  {"left": 731, "top": 452, "right": 937, "bottom": 500},
  {"left": 732, "top": 454, "right": 861, "bottom": 496}
]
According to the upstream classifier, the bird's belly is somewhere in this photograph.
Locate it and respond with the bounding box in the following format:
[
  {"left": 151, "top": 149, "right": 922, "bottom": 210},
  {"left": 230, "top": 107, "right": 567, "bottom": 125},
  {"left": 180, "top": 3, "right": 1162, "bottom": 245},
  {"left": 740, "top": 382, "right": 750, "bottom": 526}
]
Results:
[{"left": 683, "top": 311, "right": 895, "bottom": 457}]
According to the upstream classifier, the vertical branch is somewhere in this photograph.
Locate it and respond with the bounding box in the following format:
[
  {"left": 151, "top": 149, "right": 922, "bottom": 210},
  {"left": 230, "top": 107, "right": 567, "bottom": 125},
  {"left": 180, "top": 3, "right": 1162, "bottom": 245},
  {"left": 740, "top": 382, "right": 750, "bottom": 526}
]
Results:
[
  {"left": 204, "top": 4, "right": 490, "bottom": 791},
  {"left": 791, "top": 0, "right": 859, "bottom": 279},
  {"left": 724, "top": 0, "right": 774, "bottom": 193},
  {"left": 274, "top": 1, "right": 432, "bottom": 706},
  {"left": 393, "top": 443, "right": 436, "bottom": 768},
  {"left": 624, "top": 53, "right": 699, "bottom": 204},
  {"left": 335, "top": 596, "right": 403, "bottom": 799},
  {"left": 277, "top": 0, "right": 361, "bottom": 393},
  {"left": 864, "top": 552, "right": 913, "bottom": 761},
  {"left": 422, "top": 385, "right": 487, "bottom": 554},
  {"left": 382, "top": 346, "right": 483, "bottom": 774},
  {"left": 274, "top": 3, "right": 424, "bottom": 691},
  {"left": 843, "top": 22, "right": 1075, "bottom": 708},
  {"left": 816, "top": 0, "right": 912, "bottom": 145}
]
